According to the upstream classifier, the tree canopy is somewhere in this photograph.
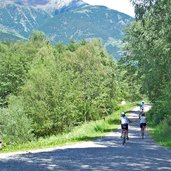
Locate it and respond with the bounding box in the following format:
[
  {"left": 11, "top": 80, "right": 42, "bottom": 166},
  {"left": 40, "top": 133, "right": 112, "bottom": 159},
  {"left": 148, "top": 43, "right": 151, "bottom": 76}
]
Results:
[
  {"left": 0, "top": 34, "right": 133, "bottom": 145},
  {"left": 122, "top": 0, "right": 171, "bottom": 131}
]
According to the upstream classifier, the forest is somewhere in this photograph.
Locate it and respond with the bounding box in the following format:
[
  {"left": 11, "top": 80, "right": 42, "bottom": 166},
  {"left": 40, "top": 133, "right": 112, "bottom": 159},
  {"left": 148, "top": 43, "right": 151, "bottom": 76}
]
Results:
[
  {"left": 123, "top": 0, "right": 171, "bottom": 144},
  {"left": 0, "top": 33, "right": 137, "bottom": 145}
]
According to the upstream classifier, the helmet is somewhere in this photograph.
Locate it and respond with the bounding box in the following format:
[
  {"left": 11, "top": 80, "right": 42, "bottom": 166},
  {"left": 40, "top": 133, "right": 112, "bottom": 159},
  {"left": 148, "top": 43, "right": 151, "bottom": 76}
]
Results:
[{"left": 121, "top": 112, "right": 125, "bottom": 116}]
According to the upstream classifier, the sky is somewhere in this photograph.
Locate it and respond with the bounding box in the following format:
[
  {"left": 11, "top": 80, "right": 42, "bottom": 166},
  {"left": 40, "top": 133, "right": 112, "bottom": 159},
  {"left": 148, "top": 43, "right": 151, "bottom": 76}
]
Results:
[{"left": 82, "top": 0, "right": 135, "bottom": 17}]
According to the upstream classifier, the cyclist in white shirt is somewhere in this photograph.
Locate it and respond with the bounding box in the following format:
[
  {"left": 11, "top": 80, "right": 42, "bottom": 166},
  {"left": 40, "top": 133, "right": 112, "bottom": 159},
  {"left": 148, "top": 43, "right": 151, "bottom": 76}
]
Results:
[
  {"left": 120, "top": 112, "right": 131, "bottom": 140},
  {"left": 139, "top": 113, "right": 147, "bottom": 130}
]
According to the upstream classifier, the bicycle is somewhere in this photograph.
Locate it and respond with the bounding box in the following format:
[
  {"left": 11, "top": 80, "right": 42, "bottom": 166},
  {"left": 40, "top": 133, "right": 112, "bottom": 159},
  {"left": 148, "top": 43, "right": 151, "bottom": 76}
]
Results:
[
  {"left": 121, "top": 125, "right": 127, "bottom": 145},
  {"left": 141, "top": 126, "right": 145, "bottom": 139},
  {"left": 122, "top": 129, "right": 127, "bottom": 145},
  {"left": 140, "top": 123, "right": 146, "bottom": 139},
  {"left": 140, "top": 106, "right": 144, "bottom": 113}
]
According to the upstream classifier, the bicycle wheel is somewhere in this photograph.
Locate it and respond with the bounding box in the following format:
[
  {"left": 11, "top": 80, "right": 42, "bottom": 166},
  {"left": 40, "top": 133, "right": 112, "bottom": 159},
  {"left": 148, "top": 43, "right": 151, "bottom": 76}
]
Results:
[
  {"left": 122, "top": 131, "right": 126, "bottom": 145},
  {"left": 141, "top": 129, "right": 144, "bottom": 139}
]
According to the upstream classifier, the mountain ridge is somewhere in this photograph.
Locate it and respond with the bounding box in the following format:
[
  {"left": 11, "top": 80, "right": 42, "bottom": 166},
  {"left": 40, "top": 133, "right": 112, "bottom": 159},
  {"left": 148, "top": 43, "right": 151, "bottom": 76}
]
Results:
[{"left": 0, "top": 0, "right": 134, "bottom": 58}]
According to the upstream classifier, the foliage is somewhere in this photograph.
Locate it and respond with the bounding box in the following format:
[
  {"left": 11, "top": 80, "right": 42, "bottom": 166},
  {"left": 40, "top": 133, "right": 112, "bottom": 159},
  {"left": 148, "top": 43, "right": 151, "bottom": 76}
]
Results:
[
  {"left": 148, "top": 115, "right": 171, "bottom": 149},
  {"left": 148, "top": 81, "right": 171, "bottom": 125},
  {"left": 1, "top": 103, "right": 134, "bottom": 152},
  {"left": 0, "top": 33, "right": 48, "bottom": 107},
  {"left": 0, "top": 96, "right": 34, "bottom": 145},
  {"left": 124, "top": 0, "right": 171, "bottom": 100},
  {"left": 130, "top": 0, "right": 156, "bottom": 20},
  {"left": 124, "top": 0, "right": 171, "bottom": 144},
  {"left": 0, "top": 33, "right": 132, "bottom": 145},
  {"left": 17, "top": 40, "right": 120, "bottom": 136}
]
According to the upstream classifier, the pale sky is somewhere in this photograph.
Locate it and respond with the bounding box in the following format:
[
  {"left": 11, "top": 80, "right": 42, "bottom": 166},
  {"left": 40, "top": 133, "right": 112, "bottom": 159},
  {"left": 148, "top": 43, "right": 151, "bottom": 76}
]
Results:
[{"left": 82, "top": 0, "right": 135, "bottom": 17}]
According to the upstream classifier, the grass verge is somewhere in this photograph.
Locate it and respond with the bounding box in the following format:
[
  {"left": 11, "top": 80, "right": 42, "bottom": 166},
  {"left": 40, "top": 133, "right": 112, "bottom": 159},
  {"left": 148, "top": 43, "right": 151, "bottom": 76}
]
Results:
[
  {"left": 148, "top": 123, "right": 171, "bottom": 149},
  {"left": 0, "top": 103, "right": 135, "bottom": 153}
]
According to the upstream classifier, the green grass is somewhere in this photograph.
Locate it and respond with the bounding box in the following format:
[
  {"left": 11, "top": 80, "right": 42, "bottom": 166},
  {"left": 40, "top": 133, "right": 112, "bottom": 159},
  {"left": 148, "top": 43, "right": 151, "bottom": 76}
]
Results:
[
  {"left": 148, "top": 124, "right": 171, "bottom": 149},
  {"left": 0, "top": 103, "right": 134, "bottom": 153}
]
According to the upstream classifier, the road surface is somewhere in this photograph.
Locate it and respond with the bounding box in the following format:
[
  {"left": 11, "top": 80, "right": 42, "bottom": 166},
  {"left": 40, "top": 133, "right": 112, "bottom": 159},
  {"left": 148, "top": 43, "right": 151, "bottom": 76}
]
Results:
[{"left": 0, "top": 104, "right": 171, "bottom": 171}]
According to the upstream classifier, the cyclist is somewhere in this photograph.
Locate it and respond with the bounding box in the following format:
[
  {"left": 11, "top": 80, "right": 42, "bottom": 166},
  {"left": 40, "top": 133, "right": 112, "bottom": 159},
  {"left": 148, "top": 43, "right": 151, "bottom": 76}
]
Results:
[
  {"left": 139, "top": 109, "right": 145, "bottom": 119},
  {"left": 139, "top": 112, "right": 147, "bottom": 134},
  {"left": 139, "top": 100, "right": 145, "bottom": 112},
  {"left": 120, "top": 112, "right": 131, "bottom": 140}
]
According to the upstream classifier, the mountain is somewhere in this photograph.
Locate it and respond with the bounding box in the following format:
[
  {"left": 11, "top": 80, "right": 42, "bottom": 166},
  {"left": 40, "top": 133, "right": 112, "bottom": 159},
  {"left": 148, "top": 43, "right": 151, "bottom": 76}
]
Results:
[
  {"left": 0, "top": 0, "right": 134, "bottom": 58},
  {"left": 0, "top": 31, "right": 25, "bottom": 42}
]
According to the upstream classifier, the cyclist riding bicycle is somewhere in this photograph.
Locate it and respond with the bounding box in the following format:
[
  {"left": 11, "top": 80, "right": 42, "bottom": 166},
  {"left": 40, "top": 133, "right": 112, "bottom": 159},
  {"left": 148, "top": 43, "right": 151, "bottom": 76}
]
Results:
[
  {"left": 139, "top": 100, "right": 144, "bottom": 112},
  {"left": 120, "top": 112, "right": 131, "bottom": 140},
  {"left": 139, "top": 112, "right": 147, "bottom": 133},
  {"left": 139, "top": 109, "right": 145, "bottom": 119}
]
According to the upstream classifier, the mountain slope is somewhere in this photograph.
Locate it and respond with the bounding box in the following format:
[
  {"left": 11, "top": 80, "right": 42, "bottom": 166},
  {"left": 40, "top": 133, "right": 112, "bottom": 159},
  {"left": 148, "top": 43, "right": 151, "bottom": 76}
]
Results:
[
  {"left": 0, "top": 3, "right": 52, "bottom": 37},
  {"left": 0, "top": 31, "right": 25, "bottom": 42},
  {"left": 0, "top": 0, "right": 134, "bottom": 58},
  {"left": 40, "top": 5, "right": 133, "bottom": 58},
  {"left": 0, "top": 0, "right": 85, "bottom": 36}
]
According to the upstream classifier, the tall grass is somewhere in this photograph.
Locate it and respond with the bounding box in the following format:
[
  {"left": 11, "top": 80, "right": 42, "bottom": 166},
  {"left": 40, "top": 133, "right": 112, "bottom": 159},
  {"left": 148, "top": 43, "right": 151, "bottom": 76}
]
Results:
[{"left": 148, "top": 121, "right": 171, "bottom": 149}]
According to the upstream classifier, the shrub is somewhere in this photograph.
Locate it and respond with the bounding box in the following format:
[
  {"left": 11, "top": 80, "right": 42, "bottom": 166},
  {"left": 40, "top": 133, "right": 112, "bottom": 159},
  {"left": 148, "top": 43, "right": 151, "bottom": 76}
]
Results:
[{"left": 0, "top": 96, "right": 34, "bottom": 145}]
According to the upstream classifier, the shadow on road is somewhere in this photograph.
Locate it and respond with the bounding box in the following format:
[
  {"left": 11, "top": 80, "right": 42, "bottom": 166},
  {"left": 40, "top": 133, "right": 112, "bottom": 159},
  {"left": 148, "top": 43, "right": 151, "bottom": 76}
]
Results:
[{"left": 0, "top": 136, "right": 171, "bottom": 171}]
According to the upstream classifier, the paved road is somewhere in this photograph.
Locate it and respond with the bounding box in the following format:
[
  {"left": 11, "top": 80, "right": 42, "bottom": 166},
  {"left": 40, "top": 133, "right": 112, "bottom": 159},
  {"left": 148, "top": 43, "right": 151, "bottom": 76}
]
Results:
[{"left": 0, "top": 104, "right": 171, "bottom": 171}]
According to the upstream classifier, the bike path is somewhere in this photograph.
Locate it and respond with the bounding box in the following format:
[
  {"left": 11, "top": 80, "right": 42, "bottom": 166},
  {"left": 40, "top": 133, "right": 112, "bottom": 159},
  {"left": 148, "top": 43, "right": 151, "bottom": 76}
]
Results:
[{"left": 0, "top": 104, "right": 171, "bottom": 171}]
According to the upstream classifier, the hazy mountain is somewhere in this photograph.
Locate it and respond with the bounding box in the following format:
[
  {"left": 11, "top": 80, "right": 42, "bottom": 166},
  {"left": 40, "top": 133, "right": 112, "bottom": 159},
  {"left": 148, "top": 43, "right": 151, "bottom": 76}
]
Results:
[
  {"left": 0, "top": 31, "right": 25, "bottom": 42},
  {"left": 0, "top": 0, "right": 134, "bottom": 58}
]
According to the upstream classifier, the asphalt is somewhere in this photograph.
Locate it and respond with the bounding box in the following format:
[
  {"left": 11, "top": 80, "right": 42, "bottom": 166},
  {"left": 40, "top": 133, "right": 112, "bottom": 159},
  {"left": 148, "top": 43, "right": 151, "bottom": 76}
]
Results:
[{"left": 0, "top": 104, "right": 171, "bottom": 171}]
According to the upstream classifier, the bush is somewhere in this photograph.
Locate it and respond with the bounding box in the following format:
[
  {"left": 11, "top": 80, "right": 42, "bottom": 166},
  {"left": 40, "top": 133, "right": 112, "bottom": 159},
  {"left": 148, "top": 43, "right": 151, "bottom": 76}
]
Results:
[
  {"left": 148, "top": 82, "right": 171, "bottom": 125},
  {"left": 0, "top": 96, "right": 34, "bottom": 145},
  {"left": 157, "top": 117, "right": 171, "bottom": 135}
]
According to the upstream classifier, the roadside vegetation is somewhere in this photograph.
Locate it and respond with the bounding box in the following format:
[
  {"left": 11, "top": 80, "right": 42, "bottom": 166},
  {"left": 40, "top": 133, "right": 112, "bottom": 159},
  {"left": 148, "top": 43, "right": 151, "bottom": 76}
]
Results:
[
  {"left": 148, "top": 123, "right": 171, "bottom": 149},
  {"left": 0, "top": 32, "right": 139, "bottom": 152},
  {"left": 122, "top": 0, "right": 171, "bottom": 148},
  {"left": 1, "top": 103, "right": 134, "bottom": 152}
]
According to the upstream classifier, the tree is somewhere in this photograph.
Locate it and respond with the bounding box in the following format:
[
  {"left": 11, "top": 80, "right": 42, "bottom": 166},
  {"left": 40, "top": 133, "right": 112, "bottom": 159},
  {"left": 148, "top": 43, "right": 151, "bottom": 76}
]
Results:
[
  {"left": 130, "top": 0, "right": 156, "bottom": 20},
  {"left": 124, "top": 0, "right": 171, "bottom": 127}
]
